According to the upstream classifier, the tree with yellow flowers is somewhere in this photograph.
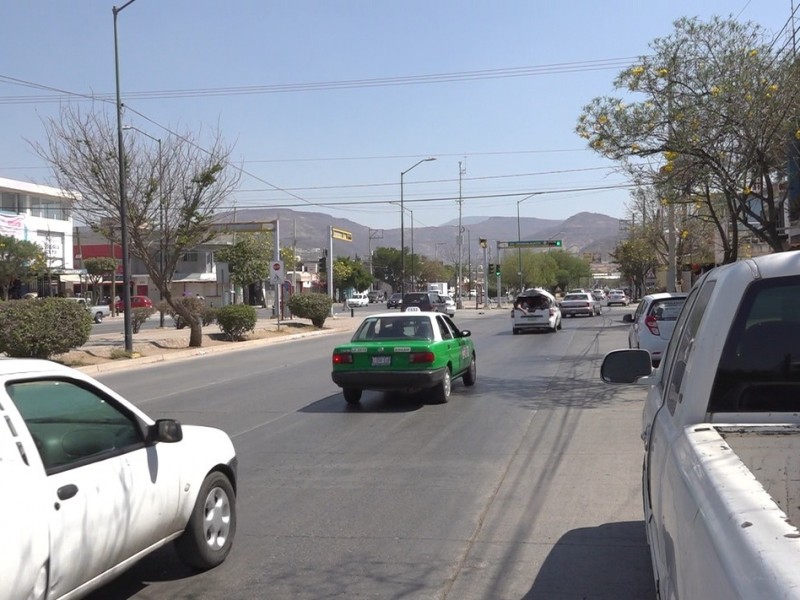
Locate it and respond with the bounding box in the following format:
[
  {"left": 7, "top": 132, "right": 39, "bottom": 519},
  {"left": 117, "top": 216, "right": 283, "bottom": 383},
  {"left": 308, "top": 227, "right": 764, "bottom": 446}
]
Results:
[{"left": 577, "top": 16, "right": 800, "bottom": 262}]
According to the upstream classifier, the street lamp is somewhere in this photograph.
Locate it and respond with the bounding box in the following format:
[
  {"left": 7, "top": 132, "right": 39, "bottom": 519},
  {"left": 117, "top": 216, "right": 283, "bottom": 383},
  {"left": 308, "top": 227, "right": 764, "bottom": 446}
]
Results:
[
  {"left": 516, "top": 192, "right": 541, "bottom": 291},
  {"left": 122, "top": 125, "right": 164, "bottom": 327},
  {"left": 114, "top": 0, "right": 138, "bottom": 352},
  {"left": 400, "top": 158, "right": 435, "bottom": 296}
]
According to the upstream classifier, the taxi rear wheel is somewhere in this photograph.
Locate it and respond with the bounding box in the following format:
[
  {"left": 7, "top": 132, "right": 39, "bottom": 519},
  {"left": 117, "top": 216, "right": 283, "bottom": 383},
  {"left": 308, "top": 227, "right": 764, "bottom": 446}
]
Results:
[
  {"left": 463, "top": 356, "right": 476, "bottom": 386},
  {"left": 433, "top": 368, "right": 451, "bottom": 403},
  {"left": 343, "top": 388, "right": 362, "bottom": 404}
]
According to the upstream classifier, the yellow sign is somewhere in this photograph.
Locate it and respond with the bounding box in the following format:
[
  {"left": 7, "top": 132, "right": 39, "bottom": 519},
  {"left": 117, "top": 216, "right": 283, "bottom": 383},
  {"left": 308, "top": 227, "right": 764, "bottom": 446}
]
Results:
[{"left": 332, "top": 228, "right": 352, "bottom": 242}]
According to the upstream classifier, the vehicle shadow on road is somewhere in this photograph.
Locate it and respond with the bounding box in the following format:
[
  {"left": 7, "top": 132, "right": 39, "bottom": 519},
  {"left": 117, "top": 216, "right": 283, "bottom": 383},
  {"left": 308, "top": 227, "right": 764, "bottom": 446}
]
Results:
[
  {"left": 84, "top": 544, "right": 193, "bottom": 600},
  {"left": 300, "top": 391, "right": 426, "bottom": 413},
  {"left": 522, "top": 520, "right": 656, "bottom": 599}
]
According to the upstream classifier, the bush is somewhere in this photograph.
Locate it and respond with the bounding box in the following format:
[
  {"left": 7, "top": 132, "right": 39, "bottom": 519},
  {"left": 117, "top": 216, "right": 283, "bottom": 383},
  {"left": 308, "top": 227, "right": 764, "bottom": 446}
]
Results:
[
  {"left": 0, "top": 298, "right": 92, "bottom": 359},
  {"left": 131, "top": 307, "right": 156, "bottom": 333},
  {"left": 216, "top": 304, "right": 257, "bottom": 340},
  {"left": 287, "top": 293, "right": 333, "bottom": 328}
]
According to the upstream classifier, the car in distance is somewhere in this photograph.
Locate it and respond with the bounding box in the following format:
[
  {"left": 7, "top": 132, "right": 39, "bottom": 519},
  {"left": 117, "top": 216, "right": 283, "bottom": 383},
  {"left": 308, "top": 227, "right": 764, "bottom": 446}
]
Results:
[
  {"left": 401, "top": 291, "right": 447, "bottom": 313},
  {"left": 443, "top": 295, "right": 456, "bottom": 317},
  {"left": 115, "top": 294, "right": 154, "bottom": 312},
  {"left": 559, "top": 291, "right": 601, "bottom": 317},
  {"left": 386, "top": 293, "right": 403, "bottom": 309},
  {"left": 331, "top": 311, "right": 476, "bottom": 404},
  {"left": 511, "top": 288, "right": 562, "bottom": 333},
  {"left": 346, "top": 292, "right": 369, "bottom": 308},
  {"left": 625, "top": 292, "right": 688, "bottom": 366},
  {"left": 0, "top": 359, "right": 237, "bottom": 600},
  {"left": 606, "top": 289, "right": 630, "bottom": 306},
  {"left": 367, "top": 290, "right": 385, "bottom": 303},
  {"left": 65, "top": 296, "right": 111, "bottom": 323}
]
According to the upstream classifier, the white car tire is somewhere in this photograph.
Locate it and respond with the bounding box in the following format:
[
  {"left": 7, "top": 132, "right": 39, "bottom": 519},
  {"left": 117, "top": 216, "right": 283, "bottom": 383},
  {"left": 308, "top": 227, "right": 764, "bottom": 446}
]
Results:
[{"left": 175, "top": 471, "right": 237, "bottom": 570}]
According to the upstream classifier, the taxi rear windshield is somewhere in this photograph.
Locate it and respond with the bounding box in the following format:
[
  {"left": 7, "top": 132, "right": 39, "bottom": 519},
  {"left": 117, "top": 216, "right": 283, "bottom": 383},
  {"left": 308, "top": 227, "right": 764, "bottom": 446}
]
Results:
[{"left": 514, "top": 295, "right": 553, "bottom": 310}]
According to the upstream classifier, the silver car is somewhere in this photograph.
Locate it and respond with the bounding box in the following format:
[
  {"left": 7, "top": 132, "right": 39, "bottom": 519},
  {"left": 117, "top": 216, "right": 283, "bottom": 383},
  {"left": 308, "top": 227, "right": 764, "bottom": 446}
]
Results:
[{"left": 625, "top": 292, "right": 688, "bottom": 366}]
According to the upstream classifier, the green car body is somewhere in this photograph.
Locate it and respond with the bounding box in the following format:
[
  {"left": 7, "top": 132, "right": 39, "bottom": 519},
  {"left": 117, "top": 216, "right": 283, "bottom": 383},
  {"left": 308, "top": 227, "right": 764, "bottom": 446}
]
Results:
[{"left": 331, "top": 311, "right": 476, "bottom": 404}]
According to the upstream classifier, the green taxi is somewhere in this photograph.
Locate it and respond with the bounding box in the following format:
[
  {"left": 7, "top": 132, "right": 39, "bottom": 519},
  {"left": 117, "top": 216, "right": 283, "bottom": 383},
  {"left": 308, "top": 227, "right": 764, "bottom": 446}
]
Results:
[{"left": 331, "top": 310, "right": 476, "bottom": 404}]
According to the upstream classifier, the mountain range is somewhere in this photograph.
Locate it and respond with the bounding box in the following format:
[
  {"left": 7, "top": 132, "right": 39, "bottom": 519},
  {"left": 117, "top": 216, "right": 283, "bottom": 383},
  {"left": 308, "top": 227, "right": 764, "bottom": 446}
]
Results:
[{"left": 218, "top": 208, "right": 627, "bottom": 264}]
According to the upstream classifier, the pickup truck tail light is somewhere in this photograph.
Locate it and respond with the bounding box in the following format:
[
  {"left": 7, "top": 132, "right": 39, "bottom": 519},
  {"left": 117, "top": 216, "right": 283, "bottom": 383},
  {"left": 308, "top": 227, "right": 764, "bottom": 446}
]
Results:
[
  {"left": 644, "top": 315, "right": 660, "bottom": 336},
  {"left": 332, "top": 352, "right": 353, "bottom": 365},
  {"left": 409, "top": 351, "right": 435, "bottom": 364},
  {"left": 549, "top": 307, "right": 557, "bottom": 316}
]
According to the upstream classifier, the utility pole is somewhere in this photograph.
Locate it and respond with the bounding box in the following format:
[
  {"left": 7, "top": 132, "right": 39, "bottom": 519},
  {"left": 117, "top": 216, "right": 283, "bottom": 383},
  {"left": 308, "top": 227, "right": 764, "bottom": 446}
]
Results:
[{"left": 456, "top": 160, "right": 465, "bottom": 309}]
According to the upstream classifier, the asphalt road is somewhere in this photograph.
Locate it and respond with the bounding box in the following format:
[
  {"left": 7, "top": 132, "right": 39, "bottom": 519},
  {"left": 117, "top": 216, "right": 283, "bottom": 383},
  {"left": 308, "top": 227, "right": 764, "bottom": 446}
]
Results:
[{"left": 86, "top": 305, "right": 656, "bottom": 600}]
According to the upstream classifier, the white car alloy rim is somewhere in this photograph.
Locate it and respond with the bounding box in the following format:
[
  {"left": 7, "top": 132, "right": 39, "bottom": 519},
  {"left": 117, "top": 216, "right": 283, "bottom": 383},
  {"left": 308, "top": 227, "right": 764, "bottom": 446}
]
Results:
[{"left": 203, "top": 485, "right": 232, "bottom": 550}]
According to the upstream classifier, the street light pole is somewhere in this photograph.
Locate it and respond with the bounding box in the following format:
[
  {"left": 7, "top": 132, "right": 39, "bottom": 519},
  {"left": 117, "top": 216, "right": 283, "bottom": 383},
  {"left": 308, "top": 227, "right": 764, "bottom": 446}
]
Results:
[
  {"left": 409, "top": 208, "right": 414, "bottom": 291},
  {"left": 516, "top": 192, "right": 539, "bottom": 292},
  {"left": 122, "top": 125, "right": 164, "bottom": 327},
  {"left": 113, "top": 0, "right": 138, "bottom": 353},
  {"left": 400, "top": 157, "right": 435, "bottom": 296}
]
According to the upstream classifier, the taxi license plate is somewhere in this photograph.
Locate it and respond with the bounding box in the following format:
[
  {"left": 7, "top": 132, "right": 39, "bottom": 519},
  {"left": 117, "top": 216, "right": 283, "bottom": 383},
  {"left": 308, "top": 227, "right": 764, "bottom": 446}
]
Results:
[{"left": 371, "top": 356, "right": 391, "bottom": 366}]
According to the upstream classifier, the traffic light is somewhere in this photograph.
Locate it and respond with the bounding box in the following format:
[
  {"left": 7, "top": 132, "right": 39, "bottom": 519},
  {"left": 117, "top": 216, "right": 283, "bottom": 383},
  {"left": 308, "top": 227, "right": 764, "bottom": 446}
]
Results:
[
  {"left": 318, "top": 255, "right": 327, "bottom": 272},
  {"left": 494, "top": 263, "right": 501, "bottom": 276},
  {"left": 551, "top": 239, "right": 562, "bottom": 247},
  {"left": 488, "top": 263, "right": 494, "bottom": 276}
]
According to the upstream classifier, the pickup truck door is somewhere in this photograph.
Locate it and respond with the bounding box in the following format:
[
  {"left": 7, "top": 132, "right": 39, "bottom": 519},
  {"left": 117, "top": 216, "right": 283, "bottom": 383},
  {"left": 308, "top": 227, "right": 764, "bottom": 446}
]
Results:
[
  {"left": 6, "top": 378, "right": 180, "bottom": 598},
  {"left": 643, "top": 280, "right": 715, "bottom": 598}
]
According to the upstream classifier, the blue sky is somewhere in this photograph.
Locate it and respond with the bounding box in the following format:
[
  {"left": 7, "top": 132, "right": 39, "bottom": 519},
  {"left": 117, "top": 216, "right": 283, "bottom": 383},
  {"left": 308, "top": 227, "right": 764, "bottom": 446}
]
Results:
[{"left": 0, "top": 1, "right": 793, "bottom": 232}]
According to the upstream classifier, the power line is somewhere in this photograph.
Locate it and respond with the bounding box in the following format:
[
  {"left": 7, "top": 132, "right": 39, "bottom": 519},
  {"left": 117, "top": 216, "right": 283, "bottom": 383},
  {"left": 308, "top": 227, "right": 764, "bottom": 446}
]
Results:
[{"left": 0, "top": 57, "right": 638, "bottom": 105}]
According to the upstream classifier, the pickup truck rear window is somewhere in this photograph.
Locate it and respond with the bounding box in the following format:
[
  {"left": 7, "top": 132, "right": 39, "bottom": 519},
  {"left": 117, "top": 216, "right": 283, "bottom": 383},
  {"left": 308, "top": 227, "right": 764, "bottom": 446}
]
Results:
[{"left": 710, "top": 276, "right": 800, "bottom": 412}]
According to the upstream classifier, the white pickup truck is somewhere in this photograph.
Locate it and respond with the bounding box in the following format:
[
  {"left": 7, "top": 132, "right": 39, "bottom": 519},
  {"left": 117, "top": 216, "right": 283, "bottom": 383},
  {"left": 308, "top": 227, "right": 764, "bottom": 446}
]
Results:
[
  {"left": 66, "top": 297, "right": 111, "bottom": 323},
  {"left": 602, "top": 251, "right": 800, "bottom": 599},
  {"left": 0, "top": 359, "right": 238, "bottom": 600}
]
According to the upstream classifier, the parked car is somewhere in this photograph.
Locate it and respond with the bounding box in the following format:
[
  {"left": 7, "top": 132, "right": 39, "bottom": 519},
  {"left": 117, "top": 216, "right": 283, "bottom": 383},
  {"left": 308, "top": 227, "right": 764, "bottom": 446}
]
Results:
[
  {"left": 115, "top": 295, "right": 154, "bottom": 312},
  {"left": 592, "top": 289, "right": 607, "bottom": 300},
  {"left": 443, "top": 295, "right": 456, "bottom": 317},
  {"left": 511, "top": 288, "right": 562, "bottom": 333},
  {"left": 386, "top": 293, "right": 403, "bottom": 309},
  {"left": 331, "top": 311, "right": 476, "bottom": 404},
  {"left": 559, "top": 292, "right": 601, "bottom": 317},
  {"left": 367, "top": 290, "right": 385, "bottom": 303},
  {"left": 346, "top": 292, "right": 369, "bottom": 308},
  {"left": 402, "top": 291, "right": 447, "bottom": 313},
  {"left": 0, "top": 359, "right": 238, "bottom": 600},
  {"left": 625, "top": 292, "right": 688, "bottom": 366},
  {"left": 600, "top": 250, "right": 800, "bottom": 599}
]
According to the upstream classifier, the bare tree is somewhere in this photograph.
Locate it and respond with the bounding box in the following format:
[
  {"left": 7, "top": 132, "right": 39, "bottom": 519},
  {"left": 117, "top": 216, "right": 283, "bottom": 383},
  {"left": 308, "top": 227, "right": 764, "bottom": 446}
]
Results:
[{"left": 32, "top": 105, "right": 241, "bottom": 347}]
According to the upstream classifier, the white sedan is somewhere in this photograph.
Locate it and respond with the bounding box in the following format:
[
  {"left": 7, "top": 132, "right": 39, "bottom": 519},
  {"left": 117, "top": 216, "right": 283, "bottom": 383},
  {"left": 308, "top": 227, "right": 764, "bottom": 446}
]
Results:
[
  {"left": 443, "top": 296, "right": 456, "bottom": 316},
  {"left": 1, "top": 360, "right": 238, "bottom": 600},
  {"left": 346, "top": 292, "right": 369, "bottom": 308}
]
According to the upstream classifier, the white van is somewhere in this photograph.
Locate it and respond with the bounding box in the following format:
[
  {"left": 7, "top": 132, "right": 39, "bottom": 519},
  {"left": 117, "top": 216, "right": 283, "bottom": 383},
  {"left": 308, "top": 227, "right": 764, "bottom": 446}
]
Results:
[{"left": 511, "top": 288, "right": 562, "bottom": 334}]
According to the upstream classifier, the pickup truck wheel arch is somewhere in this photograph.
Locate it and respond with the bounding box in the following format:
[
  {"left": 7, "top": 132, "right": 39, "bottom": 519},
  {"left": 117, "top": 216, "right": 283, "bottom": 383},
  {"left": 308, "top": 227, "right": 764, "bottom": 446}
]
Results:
[{"left": 175, "top": 471, "right": 236, "bottom": 570}]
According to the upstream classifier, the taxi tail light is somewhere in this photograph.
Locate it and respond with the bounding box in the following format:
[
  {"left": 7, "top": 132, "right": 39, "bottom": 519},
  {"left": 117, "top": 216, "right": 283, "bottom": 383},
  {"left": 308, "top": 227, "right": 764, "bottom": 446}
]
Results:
[
  {"left": 409, "top": 351, "right": 435, "bottom": 364},
  {"left": 332, "top": 352, "right": 353, "bottom": 365},
  {"left": 644, "top": 315, "right": 660, "bottom": 336}
]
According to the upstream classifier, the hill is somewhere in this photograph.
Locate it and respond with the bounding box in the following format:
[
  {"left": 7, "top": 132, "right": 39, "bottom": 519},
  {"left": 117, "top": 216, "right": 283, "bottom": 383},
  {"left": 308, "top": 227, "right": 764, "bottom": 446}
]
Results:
[{"left": 216, "top": 209, "right": 625, "bottom": 264}]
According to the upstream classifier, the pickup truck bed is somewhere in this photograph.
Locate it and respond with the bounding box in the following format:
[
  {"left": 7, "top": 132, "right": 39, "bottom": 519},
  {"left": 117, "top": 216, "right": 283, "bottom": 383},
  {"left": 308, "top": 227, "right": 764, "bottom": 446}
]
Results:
[{"left": 720, "top": 427, "right": 800, "bottom": 530}]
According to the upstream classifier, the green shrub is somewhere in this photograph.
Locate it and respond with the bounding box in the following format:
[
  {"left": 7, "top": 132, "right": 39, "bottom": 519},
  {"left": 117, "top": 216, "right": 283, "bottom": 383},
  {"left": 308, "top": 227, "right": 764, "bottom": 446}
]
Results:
[
  {"left": 131, "top": 307, "right": 156, "bottom": 333},
  {"left": 216, "top": 304, "right": 257, "bottom": 340},
  {"left": 0, "top": 298, "right": 92, "bottom": 359},
  {"left": 287, "top": 293, "right": 333, "bottom": 328}
]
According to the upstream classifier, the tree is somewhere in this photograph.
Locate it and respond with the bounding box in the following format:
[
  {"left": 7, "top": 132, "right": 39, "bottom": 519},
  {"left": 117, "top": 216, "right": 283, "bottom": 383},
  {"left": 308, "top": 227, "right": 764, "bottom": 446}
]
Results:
[
  {"left": 371, "top": 247, "right": 404, "bottom": 291},
  {"left": 611, "top": 238, "right": 660, "bottom": 298},
  {"left": 32, "top": 105, "right": 240, "bottom": 347},
  {"left": 577, "top": 16, "right": 800, "bottom": 262},
  {"left": 215, "top": 233, "right": 273, "bottom": 306},
  {"left": 83, "top": 256, "right": 117, "bottom": 305},
  {"left": 0, "top": 235, "right": 46, "bottom": 300},
  {"left": 333, "top": 256, "right": 373, "bottom": 295}
]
